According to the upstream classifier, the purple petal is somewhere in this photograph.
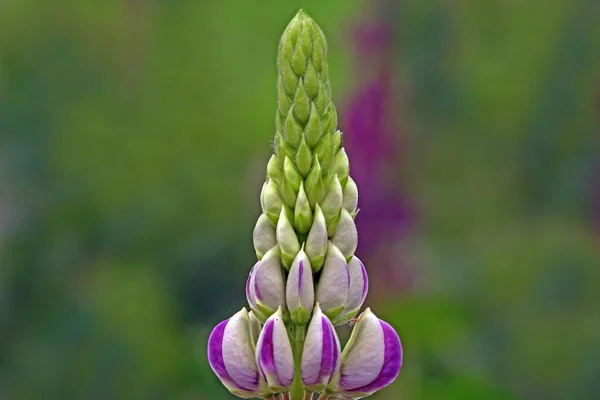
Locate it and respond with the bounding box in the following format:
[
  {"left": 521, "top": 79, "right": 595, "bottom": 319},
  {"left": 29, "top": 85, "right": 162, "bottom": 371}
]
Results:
[
  {"left": 257, "top": 319, "right": 279, "bottom": 383},
  {"left": 319, "top": 316, "right": 338, "bottom": 382},
  {"left": 351, "top": 320, "right": 402, "bottom": 393},
  {"left": 208, "top": 320, "right": 233, "bottom": 384}
]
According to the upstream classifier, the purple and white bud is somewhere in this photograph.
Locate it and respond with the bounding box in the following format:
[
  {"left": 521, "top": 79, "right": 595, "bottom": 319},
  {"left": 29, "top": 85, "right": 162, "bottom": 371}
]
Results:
[
  {"left": 246, "top": 247, "right": 286, "bottom": 321},
  {"left": 331, "top": 256, "right": 368, "bottom": 326},
  {"left": 330, "top": 208, "right": 358, "bottom": 260},
  {"left": 256, "top": 307, "right": 295, "bottom": 392},
  {"left": 207, "top": 308, "right": 268, "bottom": 398},
  {"left": 253, "top": 213, "right": 277, "bottom": 260},
  {"left": 301, "top": 304, "right": 341, "bottom": 393},
  {"left": 315, "top": 242, "right": 349, "bottom": 320},
  {"left": 277, "top": 206, "right": 301, "bottom": 269},
  {"left": 332, "top": 308, "right": 402, "bottom": 398},
  {"left": 305, "top": 204, "right": 328, "bottom": 272},
  {"left": 286, "top": 247, "right": 314, "bottom": 324}
]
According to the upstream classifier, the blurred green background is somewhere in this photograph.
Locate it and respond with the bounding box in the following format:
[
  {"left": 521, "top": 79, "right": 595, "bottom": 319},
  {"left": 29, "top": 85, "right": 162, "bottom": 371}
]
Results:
[{"left": 1, "top": 0, "right": 599, "bottom": 399}]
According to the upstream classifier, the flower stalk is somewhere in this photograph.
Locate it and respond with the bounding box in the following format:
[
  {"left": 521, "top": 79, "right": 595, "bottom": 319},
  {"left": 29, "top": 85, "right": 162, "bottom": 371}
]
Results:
[{"left": 207, "top": 10, "right": 403, "bottom": 400}]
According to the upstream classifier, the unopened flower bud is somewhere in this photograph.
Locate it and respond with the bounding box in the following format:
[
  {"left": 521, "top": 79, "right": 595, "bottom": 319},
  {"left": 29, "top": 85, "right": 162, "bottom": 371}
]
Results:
[
  {"left": 315, "top": 242, "right": 349, "bottom": 320},
  {"left": 342, "top": 176, "right": 358, "bottom": 214},
  {"left": 330, "top": 208, "right": 358, "bottom": 260},
  {"left": 253, "top": 213, "right": 277, "bottom": 260},
  {"left": 296, "top": 135, "right": 313, "bottom": 176},
  {"left": 266, "top": 154, "right": 282, "bottom": 186},
  {"left": 248, "top": 311, "right": 262, "bottom": 344},
  {"left": 321, "top": 174, "right": 343, "bottom": 234},
  {"left": 331, "top": 309, "right": 402, "bottom": 398},
  {"left": 305, "top": 204, "right": 328, "bottom": 272},
  {"left": 333, "top": 148, "right": 349, "bottom": 188},
  {"left": 262, "top": 179, "right": 284, "bottom": 225},
  {"left": 305, "top": 156, "right": 325, "bottom": 207},
  {"left": 294, "top": 182, "right": 313, "bottom": 234},
  {"left": 286, "top": 248, "right": 314, "bottom": 324},
  {"left": 276, "top": 206, "right": 301, "bottom": 269},
  {"left": 331, "top": 256, "right": 368, "bottom": 326},
  {"left": 247, "top": 247, "right": 286, "bottom": 320},
  {"left": 208, "top": 308, "right": 267, "bottom": 398},
  {"left": 301, "top": 304, "right": 341, "bottom": 393},
  {"left": 256, "top": 308, "right": 295, "bottom": 392}
]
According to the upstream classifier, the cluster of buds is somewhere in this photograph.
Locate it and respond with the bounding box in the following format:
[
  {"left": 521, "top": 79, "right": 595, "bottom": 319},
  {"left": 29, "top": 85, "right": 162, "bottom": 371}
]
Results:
[{"left": 208, "top": 10, "right": 402, "bottom": 400}]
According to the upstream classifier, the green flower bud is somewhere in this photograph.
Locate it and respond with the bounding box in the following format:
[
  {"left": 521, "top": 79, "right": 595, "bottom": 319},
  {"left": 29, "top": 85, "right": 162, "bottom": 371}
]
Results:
[
  {"left": 262, "top": 179, "right": 283, "bottom": 225},
  {"left": 293, "top": 81, "right": 311, "bottom": 125},
  {"left": 332, "top": 130, "right": 342, "bottom": 154},
  {"left": 296, "top": 135, "right": 313, "bottom": 177},
  {"left": 267, "top": 154, "right": 283, "bottom": 186},
  {"left": 294, "top": 182, "right": 313, "bottom": 234},
  {"left": 333, "top": 148, "right": 349, "bottom": 188},
  {"left": 304, "top": 62, "right": 319, "bottom": 100},
  {"left": 342, "top": 176, "right": 358, "bottom": 214},
  {"left": 305, "top": 204, "right": 328, "bottom": 272},
  {"left": 305, "top": 105, "right": 322, "bottom": 149},
  {"left": 276, "top": 132, "right": 297, "bottom": 166},
  {"left": 285, "top": 109, "right": 303, "bottom": 148},
  {"left": 253, "top": 213, "right": 277, "bottom": 259},
  {"left": 315, "top": 130, "right": 334, "bottom": 172},
  {"left": 277, "top": 76, "right": 292, "bottom": 116},
  {"left": 281, "top": 156, "right": 302, "bottom": 207},
  {"left": 331, "top": 208, "right": 358, "bottom": 260},
  {"left": 305, "top": 156, "right": 325, "bottom": 208},
  {"left": 276, "top": 206, "right": 300, "bottom": 269},
  {"left": 321, "top": 174, "right": 343, "bottom": 231}
]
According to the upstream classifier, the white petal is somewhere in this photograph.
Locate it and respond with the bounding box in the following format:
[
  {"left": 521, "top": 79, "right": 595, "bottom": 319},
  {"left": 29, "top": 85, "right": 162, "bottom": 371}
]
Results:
[
  {"left": 254, "top": 247, "right": 286, "bottom": 312},
  {"left": 286, "top": 249, "right": 315, "bottom": 311},
  {"left": 222, "top": 309, "right": 260, "bottom": 390},
  {"left": 330, "top": 208, "right": 358, "bottom": 259},
  {"left": 342, "top": 256, "right": 368, "bottom": 313},
  {"left": 315, "top": 243, "right": 349, "bottom": 316}
]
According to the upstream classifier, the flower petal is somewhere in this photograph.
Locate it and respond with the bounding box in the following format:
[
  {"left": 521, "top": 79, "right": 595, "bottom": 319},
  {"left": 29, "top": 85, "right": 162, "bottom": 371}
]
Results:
[
  {"left": 254, "top": 246, "right": 286, "bottom": 317},
  {"left": 315, "top": 242, "right": 349, "bottom": 319},
  {"left": 332, "top": 256, "right": 368, "bottom": 325},
  {"left": 286, "top": 248, "right": 315, "bottom": 324},
  {"left": 256, "top": 308, "right": 295, "bottom": 391}
]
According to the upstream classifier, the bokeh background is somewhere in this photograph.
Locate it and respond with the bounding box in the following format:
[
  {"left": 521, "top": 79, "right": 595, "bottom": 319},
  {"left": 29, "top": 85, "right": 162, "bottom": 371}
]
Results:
[{"left": 1, "top": 0, "right": 599, "bottom": 399}]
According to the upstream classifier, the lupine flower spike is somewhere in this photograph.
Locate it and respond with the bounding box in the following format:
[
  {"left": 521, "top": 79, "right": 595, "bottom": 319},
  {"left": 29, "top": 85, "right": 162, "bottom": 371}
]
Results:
[{"left": 207, "top": 10, "right": 402, "bottom": 399}]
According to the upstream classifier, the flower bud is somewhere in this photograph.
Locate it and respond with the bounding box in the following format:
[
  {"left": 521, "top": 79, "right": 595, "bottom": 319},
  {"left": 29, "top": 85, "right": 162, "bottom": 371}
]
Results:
[
  {"left": 330, "top": 208, "right": 358, "bottom": 260},
  {"left": 266, "top": 154, "right": 283, "bottom": 186},
  {"left": 305, "top": 105, "right": 322, "bottom": 148},
  {"left": 315, "top": 129, "right": 334, "bottom": 172},
  {"left": 293, "top": 81, "right": 311, "bottom": 124},
  {"left": 331, "top": 256, "right": 368, "bottom": 326},
  {"left": 296, "top": 135, "right": 313, "bottom": 176},
  {"left": 262, "top": 179, "right": 284, "bottom": 225},
  {"left": 276, "top": 206, "right": 301, "bottom": 269},
  {"left": 332, "top": 130, "right": 342, "bottom": 154},
  {"left": 253, "top": 213, "right": 277, "bottom": 260},
  {"left": 332, "top": 309, "right": 402, "bottom": 398},
  {"left": 333, "top": 148, "right": 349, "bottom": 188},
  {"left": 286, "top": 248, "right": 314, "bottom": 324},
  {"left": 301, "top": 304, "right": 341, "bottom": 392},
  {"left": 256, "top": 307, "right": 295, "bottom": 392},
  {"left": 321, "top": 174, "right": 343, "bottom": 233},
  {"left": 305, "top": 156, "right": 325, "bottom": 208},
  {"left": 305, "top": 204, "right": 328, "bottom": 272},
  {"left": 247, "top": 247, "right": 286, "bottom": 320},
  {"left": 208, "top": 308, "right": 267, "bottom": 398},
  {"left": 294, "top": 182, "right": 313, "bottom": 234},
  {"left": 342, "top": 176, "right": 358, "bottom": 214},
  {"left": 315, "top": 242, "right": 349, "bottom": 320}
]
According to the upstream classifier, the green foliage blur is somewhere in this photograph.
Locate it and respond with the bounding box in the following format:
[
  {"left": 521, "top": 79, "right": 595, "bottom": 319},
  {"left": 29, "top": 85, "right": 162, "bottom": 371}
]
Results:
[{"left": 1, "top": 1, "right": 599, "bottom": 399}]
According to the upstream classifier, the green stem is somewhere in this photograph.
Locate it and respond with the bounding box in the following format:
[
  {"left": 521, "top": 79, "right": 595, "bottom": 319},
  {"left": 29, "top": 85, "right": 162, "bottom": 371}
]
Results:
[{"left": 289, "top": 324, "right": 306, "bottom": 400}]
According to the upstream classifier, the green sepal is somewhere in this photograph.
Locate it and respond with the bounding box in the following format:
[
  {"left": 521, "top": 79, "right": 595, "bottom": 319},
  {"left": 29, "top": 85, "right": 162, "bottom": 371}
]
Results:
[
  {"left": 293, "top": 80, "right": 310, "bottom": 125},
  {"left": 256, "top": 303, "right": 276, "bottom": 321},
  {"left": 305, "top": 204, "right": 327, "bottom": 272},
  {"left": 296, "top": 135, "right": 313, "bottom": 176},
  {"left": 281, "top": 176, "right": 298, "bottom": 208},
  {"left": 331, "top": 309, "right": 360, "bottom": 326},
  {"left": 305, "top": 157, "right": 324, "bottom": 207},
  {"left": 267, "top": 154, "right": 283, "bottom": 186},
  {"left": 310, "top": 20, "right": 326, "bottom": 72},
  {"left": 250, "top": 306, "right": 268, "bottom": 324},
  {"left": 298, "top": 18, "right": 313, "bottom": 57},
  {"left": 333, "top": 148, "right": 349, "bottom": 188},
  {"left": 294, "top": 182, "right": 313, "bottom": 234},
  {"left": 291, "top": 306, "right": 311, "bottom": 325},
  {"left": 323, "top": 305, "right": 344, "bottom": 321},
  {"left": 322, "top": 104, "right": 338, "bottom": 136},
  {"left": 276, "top": 206, "right": 300, "bottom": 270},
  {"left": 304, "top": 105, "right": 322, "bottom": 148}
]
